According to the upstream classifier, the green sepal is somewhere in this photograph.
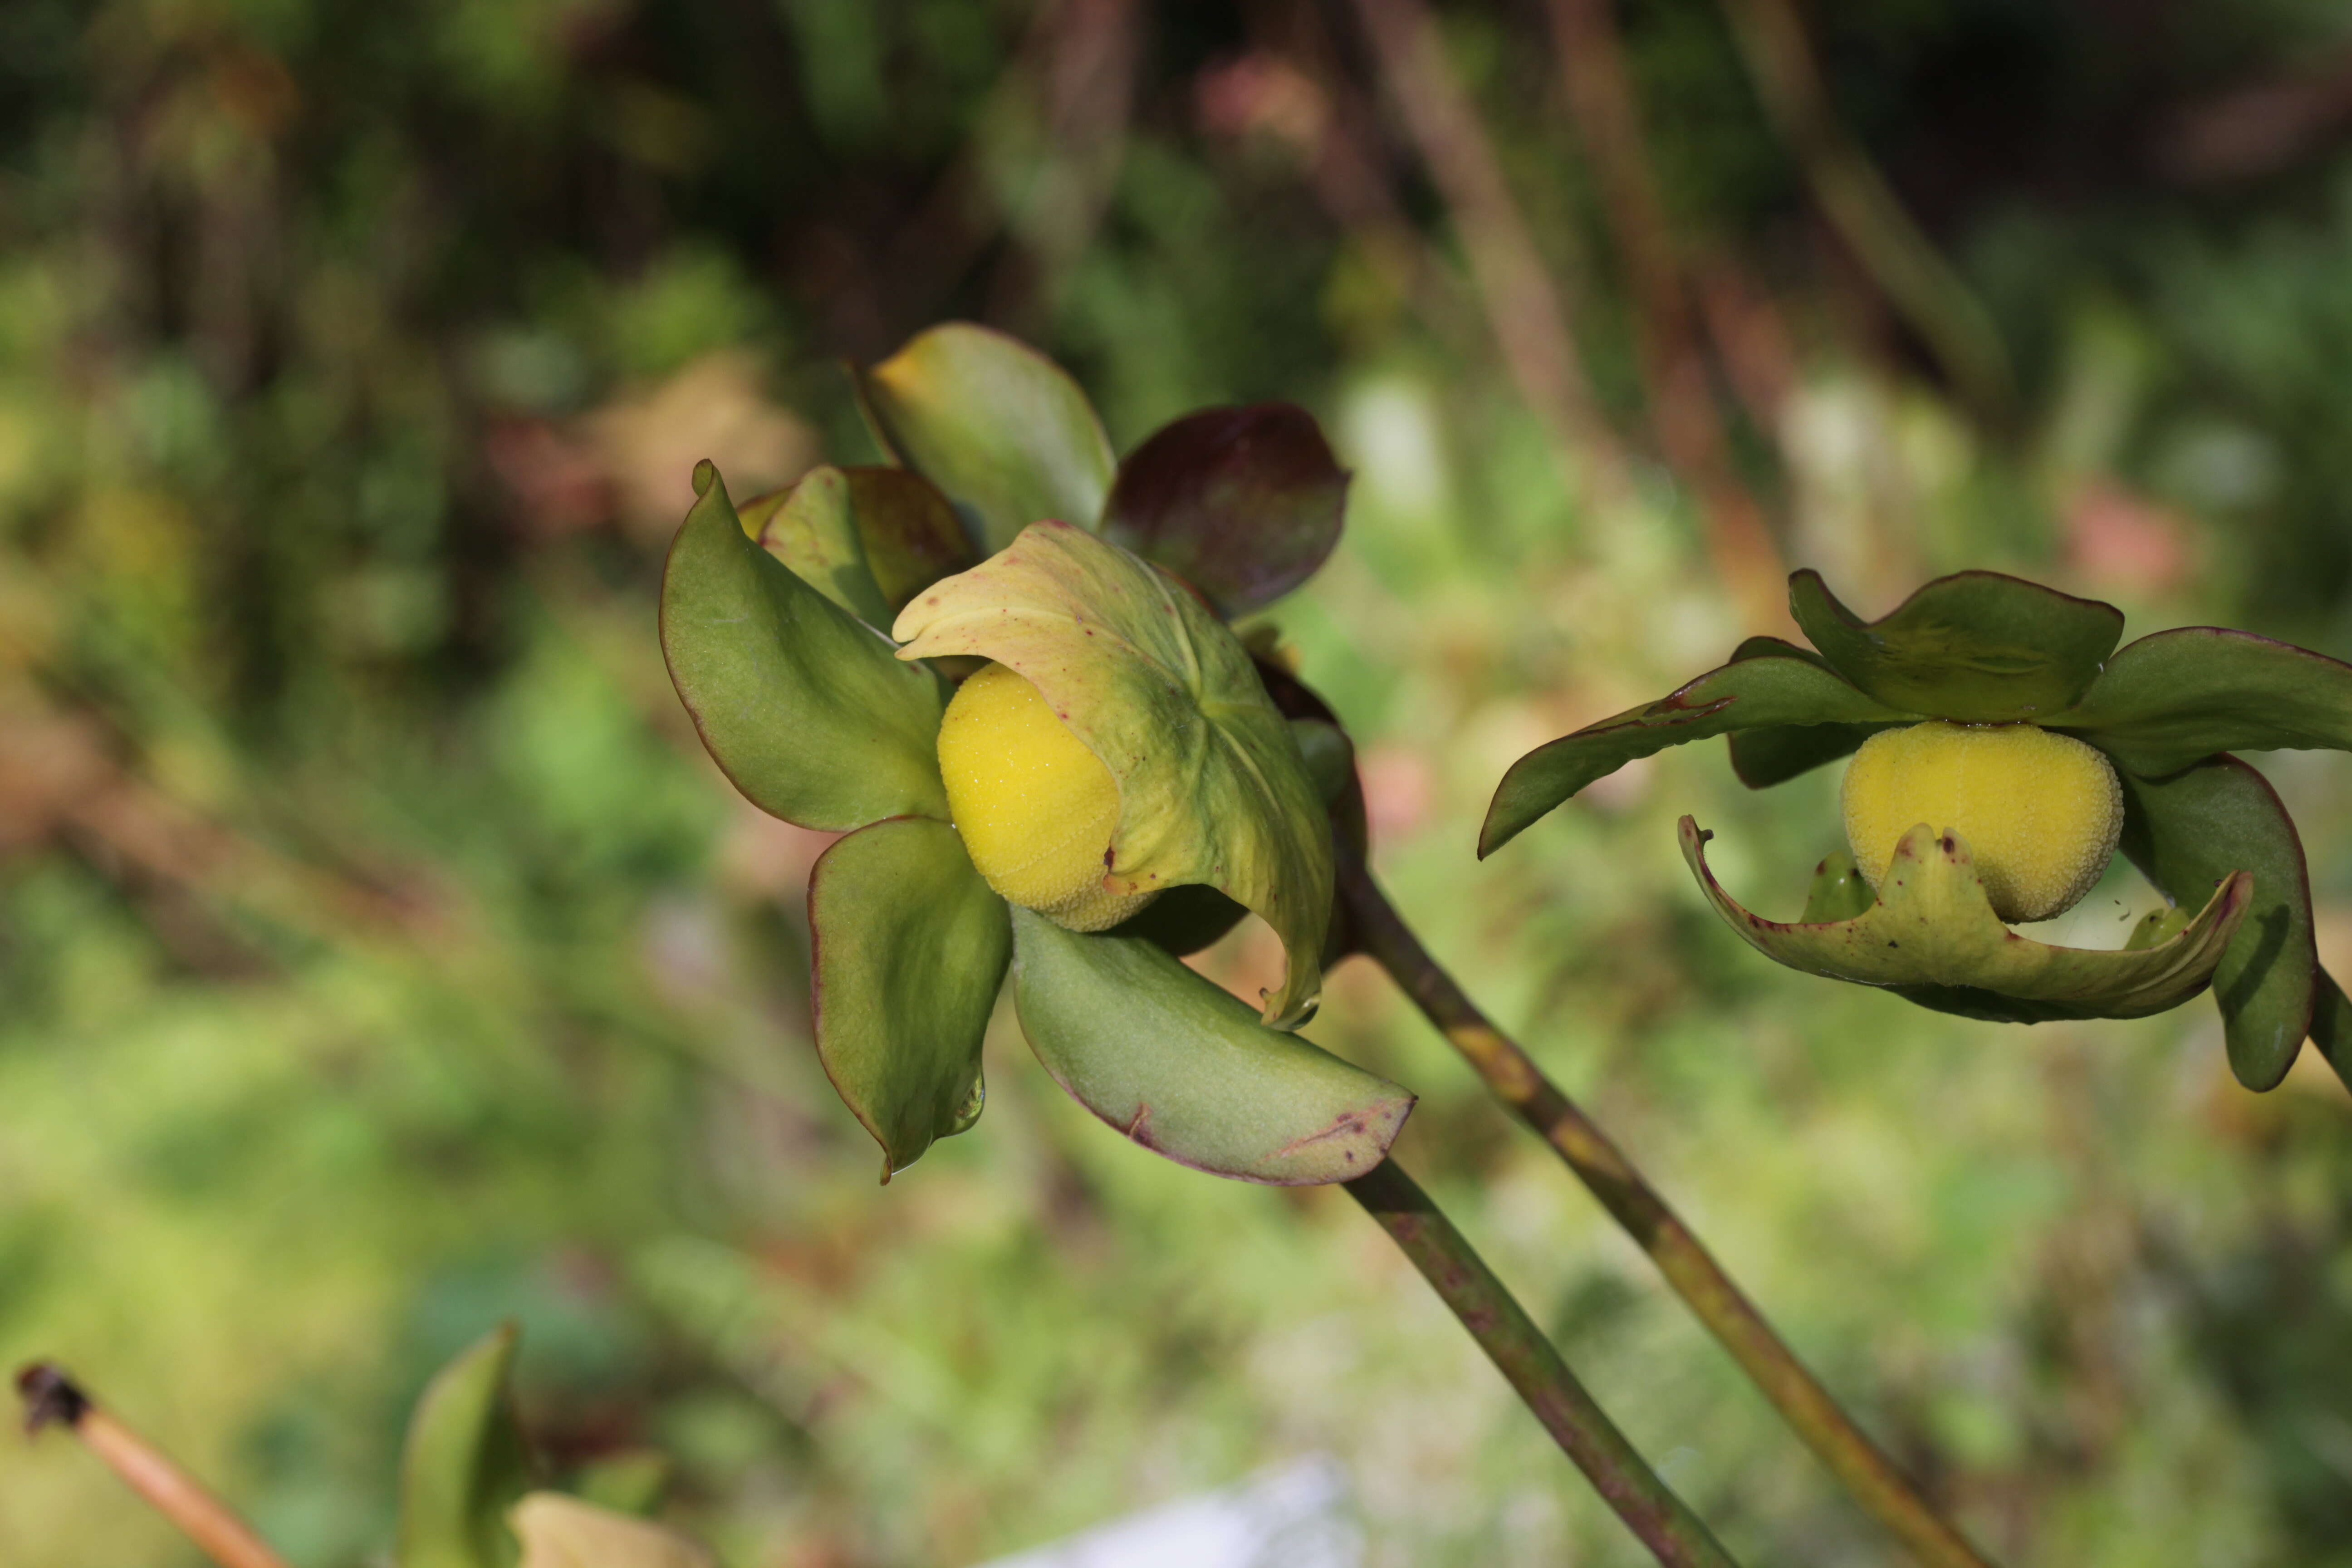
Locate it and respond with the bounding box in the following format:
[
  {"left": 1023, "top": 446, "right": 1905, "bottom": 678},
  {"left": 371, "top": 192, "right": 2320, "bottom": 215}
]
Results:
[
  {"left": 1789, "top": 569, "right": 2124, "bottom": 722},
  {"left": 2050, "top": 627, "right": 2352, "bottom": 779},
  {"left": 1482, "top": 655, "right": 1917, "bottom": 858},
  {"left": 660, "top": 462, "right": 951, "bottom": 832},
  {"left": 396, "top": 1324, "right": 535, "bottom": 1568},
  {"left": 745, "top": 465, "right": 895, "bottom": 628},
  {"left": 1800, "top": 849, "right": 1875, "bottom": 923},
  {"left": 1101, "top": 403, "right": 1347, "bottom": 617},
  {"left": 2117, "top": 756, "right": 2317, "bottom": 1089},
  {"left": 809, "top": 817, "right": 1012, "bottom": 1180},
  {"left": 853, "top": 323, "right": 1116, "bottom": 555},
  {"left": 1009, "top": 908, "right": 1413, "bottom": 1184},
  {"left": 509, "top": 1494, "right": 712, "bottom": 1568},
  {"left": 1682, "top": 818, "right": 2250, "bottom": 1024},
  {"left": 895, "top": 522, "right": 1333, "bottom": 1028},
  {"left": 744, "top": 466, "right": 976, "bottom": 632},
  {"left": 2309, "top": 968, "right": 2352, "bottom": 1098}
]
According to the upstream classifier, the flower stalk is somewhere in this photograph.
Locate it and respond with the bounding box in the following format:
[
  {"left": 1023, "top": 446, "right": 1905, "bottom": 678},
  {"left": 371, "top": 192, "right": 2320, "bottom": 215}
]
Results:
[
  {"left": 16, "top": 1363, "right": 293, "bottom": 1568},
  {"left": 1335, "top": 850, "right": 1995, "bottom": 1568},
  {"left": 1343, "top": 1161, "right": 1739, "bottom": 1568}
]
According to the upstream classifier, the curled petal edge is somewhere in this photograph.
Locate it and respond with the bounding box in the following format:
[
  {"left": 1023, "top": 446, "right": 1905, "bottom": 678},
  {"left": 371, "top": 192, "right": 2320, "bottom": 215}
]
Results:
[{"left": 1679, "top": 818, "right": 2252, "bottom": 1023}]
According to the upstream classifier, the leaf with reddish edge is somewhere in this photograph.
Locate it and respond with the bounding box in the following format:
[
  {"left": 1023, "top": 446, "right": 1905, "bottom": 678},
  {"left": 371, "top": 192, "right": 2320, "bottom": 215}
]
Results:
[
  {"left": 894, "top": 521, "right": 1333, "bottom": 1028},
  {"left": 2050, "top": 627, "right": 2352, "bottom": 779},
  {"left": 1481, "top": 656, "right": 1916, "bottom": 858},
  {"left": 1009, "top": 907, "right": 1413, "bottom": 1184},
  {"left": 1790, "top": 569, "right": 2124, "bottom": 722},
  {"left": 660, "top": 462, "right": 950, "bottom": 832},
  {"left": 1722, "top": 636, "right": 1900, "bottom": 788},
  {"left": 1101, "top": 403, "right": 1348, "bottom": 617},
  {"left": 852, "top": 322, "right": 1115, "bottom": 555},
  {"left": 810, "top": 817, "right": 1010, "bottom": 1181},
  {"left": 2118, "top": 755, "right": 2316, "bottom": 1090},
  {"left": 1681, "top": 818, "right": 2249, "bottom": 1024}
]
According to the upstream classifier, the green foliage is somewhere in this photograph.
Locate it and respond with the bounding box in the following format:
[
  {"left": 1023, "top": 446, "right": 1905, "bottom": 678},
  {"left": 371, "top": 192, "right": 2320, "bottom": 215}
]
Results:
[{"left": 397, "top": 1326, "right": 533, "bottom": 1568}]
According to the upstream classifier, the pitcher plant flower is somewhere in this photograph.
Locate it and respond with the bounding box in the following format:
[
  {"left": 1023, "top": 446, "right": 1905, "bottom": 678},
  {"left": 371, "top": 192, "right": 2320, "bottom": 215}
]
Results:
[
  {"left": 1484, "top": 568, "right": 2352, "bottom": 1091},
  {"left": 659, "top": 323, "right": 1413, "bottom": 1184}
]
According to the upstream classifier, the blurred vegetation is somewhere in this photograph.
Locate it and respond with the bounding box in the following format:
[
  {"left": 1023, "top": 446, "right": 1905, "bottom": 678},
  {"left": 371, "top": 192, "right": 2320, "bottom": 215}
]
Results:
[{"left": 5, "top": 0, "right": 2352, "bottom": 1563}]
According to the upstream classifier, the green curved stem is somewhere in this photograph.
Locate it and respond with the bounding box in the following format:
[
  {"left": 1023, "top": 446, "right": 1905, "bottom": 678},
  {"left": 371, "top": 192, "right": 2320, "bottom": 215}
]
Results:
[
  {"left": 1338, "top": 853, "right": 1995, "bottom": 1568},
  {"left": 1345, "top": 1161, "right": 1738, "bottom": 1567}
]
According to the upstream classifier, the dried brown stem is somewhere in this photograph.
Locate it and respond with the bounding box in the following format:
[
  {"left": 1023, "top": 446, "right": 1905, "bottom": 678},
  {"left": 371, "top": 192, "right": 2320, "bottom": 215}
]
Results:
[{"left": 17, "top": 1363, "right": 293, "bottom": 1568}]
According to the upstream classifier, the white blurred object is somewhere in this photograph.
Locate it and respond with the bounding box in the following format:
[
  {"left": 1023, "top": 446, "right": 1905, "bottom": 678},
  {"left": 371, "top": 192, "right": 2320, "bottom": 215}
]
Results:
[{"left": 972, "top": 1455, "right": 1361, "bottom": 1568}]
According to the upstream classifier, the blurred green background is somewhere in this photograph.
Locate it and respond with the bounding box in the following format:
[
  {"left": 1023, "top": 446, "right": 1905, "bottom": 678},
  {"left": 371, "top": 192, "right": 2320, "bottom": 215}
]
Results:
[{"left": 6, "top": 0, "right": 2352, "bottom": 1563}]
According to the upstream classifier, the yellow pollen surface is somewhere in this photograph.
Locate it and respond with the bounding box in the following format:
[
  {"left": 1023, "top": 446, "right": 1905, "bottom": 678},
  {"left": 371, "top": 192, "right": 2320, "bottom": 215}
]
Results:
[
  {"left": 936, "top": 662, "right": 1157, "bottom": 932},
  {"left": 1841, "top": 720, "right": 2124, "bottom": 923}
]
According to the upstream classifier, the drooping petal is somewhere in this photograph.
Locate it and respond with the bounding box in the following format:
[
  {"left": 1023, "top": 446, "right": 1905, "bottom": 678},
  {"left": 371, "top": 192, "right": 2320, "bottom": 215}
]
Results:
[
  {"left": 2117, "top": 755, "right": 2317, "bottom": 1089},
  {"left": 1681, "top": 818, "right": 2249, "bottom": 1024},
  {"left": 660, "top": 462, "right": 951, "bottom": 831},
  {"left": 810, "top": 817, "right": 1012, "bottom": 1180},
  {"left": 1010, "top": 908, "right": 1412, "bottom": 1184}
]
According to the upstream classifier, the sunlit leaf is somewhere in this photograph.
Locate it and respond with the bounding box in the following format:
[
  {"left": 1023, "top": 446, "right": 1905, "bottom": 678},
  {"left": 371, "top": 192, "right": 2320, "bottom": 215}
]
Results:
[
  {"left": 853, "top": 323, "right": 1116, "bottom": 554},
  {"left": 509, "top": 1494, "right": 711, "bottom": 1568},
  {"left": 895, "top": 522, "right": 1332, "bottom": 1027},
  {"left": 660, "top": 462, "right": 950, "bottom": 830},
  {"left": 396, "top": 1325, "right": 534, "bottom": 1568},
  {"left": 810, "top": 817, "right": 1011, "bottom": 1180},
  {"left": 1682, "top": 818, "right": 2249, "bottom": 1024},
  {"left": 2052, "top": 627, "right": 2352, "bottom": 778},
  {"left": 2118, "top": 755, "right": 2315, "bottom": 1089},
  {"left": 1010, "top": 909, "right": 1412, "bottom": 1183},
  {"left": 1790, "top": 570, "right": 2124, "bottom": 722},
  {"left": 1101, "top": 403, "right": 1347, "bottom": 616},
  {"left": 1482, "top": 655, "right": 1916, "bottom": 858}
]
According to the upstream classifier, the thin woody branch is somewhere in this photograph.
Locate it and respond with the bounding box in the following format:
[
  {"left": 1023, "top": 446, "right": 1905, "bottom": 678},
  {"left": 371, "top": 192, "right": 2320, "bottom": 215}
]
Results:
[{"left": 17, "top": 1363, "right": 293, "bottom": 1568}]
